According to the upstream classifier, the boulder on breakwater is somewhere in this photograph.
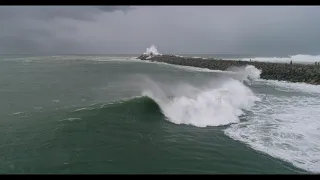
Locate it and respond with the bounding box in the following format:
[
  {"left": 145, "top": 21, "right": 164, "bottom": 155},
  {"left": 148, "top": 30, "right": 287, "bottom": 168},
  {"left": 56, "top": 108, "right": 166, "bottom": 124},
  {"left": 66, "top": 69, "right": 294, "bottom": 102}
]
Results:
[{"left": 137, "top": 54, "right": 320, "bottom": 85}]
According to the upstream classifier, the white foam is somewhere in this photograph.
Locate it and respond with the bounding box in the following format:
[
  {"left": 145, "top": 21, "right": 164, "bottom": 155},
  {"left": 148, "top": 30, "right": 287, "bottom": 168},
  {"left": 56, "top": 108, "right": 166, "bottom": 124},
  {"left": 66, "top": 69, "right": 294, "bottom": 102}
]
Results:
[
  {"left": 60, "top": 117, "right": 81, "bottom": 122},
  {"left": 140, "top": 77, "right": 260, "bottom": 127},
  {"left": 225, "top": 94, "right": 320, "bottom": 173},
  {"left": 72, "top": 107, "right": 94, "bottom": 112},
  {"left": 11, "top": 111, "right": 25, "bottom": 115},
  {"left": 175, "top": 55, "right": 184, "bottom": 58},
  {"left": 239, "top": 54, "right": 320, "bottom": 64}
]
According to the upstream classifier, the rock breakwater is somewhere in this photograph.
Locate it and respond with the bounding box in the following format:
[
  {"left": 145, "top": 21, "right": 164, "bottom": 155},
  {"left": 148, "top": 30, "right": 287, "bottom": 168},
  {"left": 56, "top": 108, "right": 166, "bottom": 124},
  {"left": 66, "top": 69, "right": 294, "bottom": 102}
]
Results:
[{"left": 137, "top": 54, "right": 320, "bottom": 85}]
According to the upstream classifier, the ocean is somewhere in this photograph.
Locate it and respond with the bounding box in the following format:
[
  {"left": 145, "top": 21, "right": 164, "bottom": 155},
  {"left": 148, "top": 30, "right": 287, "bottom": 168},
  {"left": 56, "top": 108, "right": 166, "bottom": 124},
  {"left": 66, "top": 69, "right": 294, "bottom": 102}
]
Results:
[{"left": 0, "top": 54, "right": 319, "bottom": 174}]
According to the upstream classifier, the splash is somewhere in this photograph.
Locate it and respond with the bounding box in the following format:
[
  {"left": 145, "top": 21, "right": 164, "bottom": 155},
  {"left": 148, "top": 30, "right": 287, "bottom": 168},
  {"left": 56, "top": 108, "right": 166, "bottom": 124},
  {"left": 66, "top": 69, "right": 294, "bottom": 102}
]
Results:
[
  {"left": 227, "top": 65, "right": 262, "bottom": 82},
  {"left": 139, "top": 76, "right": 260, "bottom": 127},
  {"left": 143, "top": 45, "right": 161, "bottom": 56}
]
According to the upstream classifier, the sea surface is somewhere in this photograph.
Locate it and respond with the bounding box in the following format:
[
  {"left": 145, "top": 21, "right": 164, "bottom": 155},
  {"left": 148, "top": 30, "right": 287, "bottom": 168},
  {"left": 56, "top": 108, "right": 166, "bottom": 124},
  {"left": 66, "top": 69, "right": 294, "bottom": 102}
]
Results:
[{"left": 0, "top": 55, "right": 319, "bottom": 174}]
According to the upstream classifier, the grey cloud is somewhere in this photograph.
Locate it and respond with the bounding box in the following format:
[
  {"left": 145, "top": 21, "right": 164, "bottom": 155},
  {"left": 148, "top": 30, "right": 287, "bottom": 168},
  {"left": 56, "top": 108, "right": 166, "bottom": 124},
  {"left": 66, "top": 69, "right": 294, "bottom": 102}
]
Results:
[
  {"left": 0, "top": 6, "right": 320, "bottom": 56},
  {"left": 96, "top": 6, "right": 132, "bottom": 13},
  {"left": 0, "top": 6, "right": 132, "bottom": 54},
  {"left": 0, "top": 6, "right": 100, "bottom": 21}
]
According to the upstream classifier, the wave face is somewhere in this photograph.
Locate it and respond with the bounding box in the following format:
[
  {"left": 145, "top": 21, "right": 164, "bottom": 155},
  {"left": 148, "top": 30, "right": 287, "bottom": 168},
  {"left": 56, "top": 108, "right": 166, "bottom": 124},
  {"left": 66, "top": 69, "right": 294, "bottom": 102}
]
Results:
[{"left": 137, "top": 73, "right": 260, "bottom": 127}]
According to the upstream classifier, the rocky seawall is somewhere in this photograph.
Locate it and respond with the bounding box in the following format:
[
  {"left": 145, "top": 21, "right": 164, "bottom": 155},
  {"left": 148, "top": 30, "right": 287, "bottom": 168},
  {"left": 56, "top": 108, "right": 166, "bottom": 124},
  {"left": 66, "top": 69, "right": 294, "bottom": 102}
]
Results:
[{"left": 137, "top": 54, "right": 320, "bottom": 85}]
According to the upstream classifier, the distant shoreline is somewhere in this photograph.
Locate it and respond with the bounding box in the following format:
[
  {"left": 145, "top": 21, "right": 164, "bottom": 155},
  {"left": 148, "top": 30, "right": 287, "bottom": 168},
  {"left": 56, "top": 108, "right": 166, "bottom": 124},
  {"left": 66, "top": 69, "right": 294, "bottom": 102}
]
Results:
[{"left": 137, "top": 54, "right": 320, "bottom": 85}]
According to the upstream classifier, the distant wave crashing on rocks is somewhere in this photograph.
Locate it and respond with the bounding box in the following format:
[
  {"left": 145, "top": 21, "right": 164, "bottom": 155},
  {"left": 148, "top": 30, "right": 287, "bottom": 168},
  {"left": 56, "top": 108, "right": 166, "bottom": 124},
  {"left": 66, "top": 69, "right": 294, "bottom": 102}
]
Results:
[{"left": 138, "top": 45, "right": 320, "bottom": 85}]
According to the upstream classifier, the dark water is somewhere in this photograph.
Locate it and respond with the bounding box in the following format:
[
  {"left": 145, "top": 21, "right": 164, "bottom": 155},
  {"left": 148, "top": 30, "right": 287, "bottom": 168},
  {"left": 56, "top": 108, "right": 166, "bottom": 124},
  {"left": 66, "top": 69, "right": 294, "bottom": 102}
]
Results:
[{"left": 0, "top": 56, "right": 317, "bottom": 174}]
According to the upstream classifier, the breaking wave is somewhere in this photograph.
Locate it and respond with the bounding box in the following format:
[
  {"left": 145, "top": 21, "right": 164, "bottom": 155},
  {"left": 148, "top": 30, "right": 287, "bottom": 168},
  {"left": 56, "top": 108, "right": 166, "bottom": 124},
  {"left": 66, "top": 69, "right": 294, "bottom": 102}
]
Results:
[{"left": 138, "top": 75, "right": 260, "bottom": 127}]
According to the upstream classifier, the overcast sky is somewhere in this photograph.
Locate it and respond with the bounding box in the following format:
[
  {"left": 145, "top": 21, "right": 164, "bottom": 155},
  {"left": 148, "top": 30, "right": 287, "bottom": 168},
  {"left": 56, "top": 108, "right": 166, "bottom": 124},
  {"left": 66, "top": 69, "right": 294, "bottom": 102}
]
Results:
[{"left": 0, "top": 6, "right": 319, "bottom": 56}]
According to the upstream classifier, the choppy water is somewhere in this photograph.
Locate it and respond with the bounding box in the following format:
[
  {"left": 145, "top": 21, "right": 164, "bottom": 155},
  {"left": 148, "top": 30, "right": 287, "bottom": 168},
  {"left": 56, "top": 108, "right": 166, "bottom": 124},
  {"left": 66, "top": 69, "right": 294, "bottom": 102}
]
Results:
[{"left": 0, "top": 55, "right": 319, "bottom": 174}]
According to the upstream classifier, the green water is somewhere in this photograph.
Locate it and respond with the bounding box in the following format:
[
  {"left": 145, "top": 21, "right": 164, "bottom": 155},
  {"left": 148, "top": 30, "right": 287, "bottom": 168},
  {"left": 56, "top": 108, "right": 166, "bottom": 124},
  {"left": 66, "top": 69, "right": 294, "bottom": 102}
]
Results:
[{"left": 0, "top": 56, "right": 312, "bottom": 174}]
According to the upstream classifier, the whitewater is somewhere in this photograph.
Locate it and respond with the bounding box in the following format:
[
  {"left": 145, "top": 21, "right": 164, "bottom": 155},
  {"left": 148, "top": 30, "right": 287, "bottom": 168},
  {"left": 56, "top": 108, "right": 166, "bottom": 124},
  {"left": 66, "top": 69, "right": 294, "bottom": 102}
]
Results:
[{"left": 136, "top": 45, "right": 320, "bottom": 173}]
